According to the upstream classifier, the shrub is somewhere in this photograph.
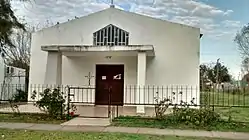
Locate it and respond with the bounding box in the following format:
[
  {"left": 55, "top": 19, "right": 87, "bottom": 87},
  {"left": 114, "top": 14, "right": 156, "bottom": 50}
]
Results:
[
  {"left": 154, "top": 95, "right": 172, "bottom": 119},
  {"left": 154, "top": 91, "right": 220, "bottom": 127},
  {"left": 31, "top": 88, "right": 75, "bottom": 119},
  {"left": 154, "top": 91, "right": 198, "bottom": 119},
  {"left": 12, "top": 89, "right": 28, "bottom": 102},
  {"left": 8, "top": 89, "right": 28, "bottom": 115},
  {"left": 172, "top": 107, "right": 221, "bottom": 126}
]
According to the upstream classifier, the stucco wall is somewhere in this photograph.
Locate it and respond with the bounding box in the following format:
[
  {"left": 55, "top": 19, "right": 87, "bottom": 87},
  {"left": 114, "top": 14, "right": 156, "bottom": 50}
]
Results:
[
  {"left": 0, "top": 57, "right": 26, "bottom": 100},
  {"left": 62, "top": 56, "right": 137, "bottom": 103},
  {"left": 29, "top": 7, "right": 200, "bottom": 104}
]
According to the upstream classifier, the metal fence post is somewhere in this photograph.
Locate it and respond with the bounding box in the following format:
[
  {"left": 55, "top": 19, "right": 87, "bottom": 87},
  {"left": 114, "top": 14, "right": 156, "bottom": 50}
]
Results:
[
  {"left": 67, "top": 86, "right": 70, "bottom": 119},
  {"left": 116, "top": 105, "right": 119, "bottom": 118},
  {"left": 60, "top": 100, "right": 64, "bottom": 119},
  {"left": 108, "top": 86, "right": 111, "bottom": 118}
]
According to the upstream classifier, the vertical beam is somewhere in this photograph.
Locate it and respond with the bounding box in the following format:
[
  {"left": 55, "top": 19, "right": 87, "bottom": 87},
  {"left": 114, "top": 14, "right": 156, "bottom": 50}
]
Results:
[
  {"left": 136, "top": 51, "right": 146, "bottom": 114},
  {"left": 44, "top": 52, "right": 62, "bottom": 85}
]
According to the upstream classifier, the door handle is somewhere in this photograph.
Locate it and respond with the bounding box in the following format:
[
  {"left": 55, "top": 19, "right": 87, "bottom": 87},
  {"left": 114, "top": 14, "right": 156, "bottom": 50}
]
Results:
[{"left": 108, "top": 86, "right": 112, "bottom": 92}]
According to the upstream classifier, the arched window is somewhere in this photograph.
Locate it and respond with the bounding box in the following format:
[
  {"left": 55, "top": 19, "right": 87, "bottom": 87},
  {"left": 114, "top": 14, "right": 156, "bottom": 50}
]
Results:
[{"left": 93, "top": 24, "right": 129, "bottom": 46}]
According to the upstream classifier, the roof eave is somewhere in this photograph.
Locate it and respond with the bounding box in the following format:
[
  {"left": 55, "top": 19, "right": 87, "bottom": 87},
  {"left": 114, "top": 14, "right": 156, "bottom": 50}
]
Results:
[{"left": 200, "top": 34, "right": 203, "bottom": 39}]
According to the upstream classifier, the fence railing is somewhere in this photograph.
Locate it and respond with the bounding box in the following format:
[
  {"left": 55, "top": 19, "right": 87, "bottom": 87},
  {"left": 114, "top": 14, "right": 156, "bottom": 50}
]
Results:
[
  {"left": 200, "top": 87, "right": 249, "bottom": 107},
  {"left": 0, "top": 84, "right": 249, "bottom": 123},
  {"left": 0, "top": 84, "right": 26, "bottom": 101},
  {"left": 0, "top": 84, "right": 248, "bottom": 108}
]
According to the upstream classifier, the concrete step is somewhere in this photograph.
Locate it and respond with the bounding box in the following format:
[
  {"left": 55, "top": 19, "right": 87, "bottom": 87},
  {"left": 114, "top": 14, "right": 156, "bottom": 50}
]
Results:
[{"left": 61, "top": 117, "right": 111, "bottom": 126}]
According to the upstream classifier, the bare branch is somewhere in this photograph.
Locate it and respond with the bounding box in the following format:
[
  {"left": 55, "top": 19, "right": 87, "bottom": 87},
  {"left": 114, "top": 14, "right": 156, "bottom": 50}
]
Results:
[{"left": 235, "top": 23, "right": 249, "bottom": 57}]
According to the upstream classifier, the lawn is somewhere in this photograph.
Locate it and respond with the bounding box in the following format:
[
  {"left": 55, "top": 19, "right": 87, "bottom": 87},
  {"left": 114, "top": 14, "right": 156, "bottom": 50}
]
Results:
[
  {"left": 112, "top": 116, "right": 249, "bottom": 132},
  {"left": 201, "top": 91, "right": 249, "bottom": 122},
  {"left": 200, "top": 91, "right": 249, "bottom": 107},
  {"left": 214, "top": 107, "right": 249, "bottom": 122},
  {"left": 0, "top": 129, "right": 234, "bottom": 140},
  {"left": 0, "top": 113, "right": 68, "bottom": 124},
  {"left": 111, "top": 92, "right": 249, "bottom": 132}
]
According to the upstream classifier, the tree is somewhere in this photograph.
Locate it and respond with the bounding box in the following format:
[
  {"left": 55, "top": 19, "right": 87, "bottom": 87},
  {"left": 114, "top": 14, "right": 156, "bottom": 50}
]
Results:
[
  {"left": 200, "top": 64, "right": 211, "bottom": 90},
  {"left": 212, "top": 61, "right": 231, "bottom": 83},
  {"left": 3, "top": 24, "right": 32, "bottom": 91},
  {"left": 235, "top": 24, "right": 249, "bottom": 85},
  {"left": 234, "top": 23, "right": 249, "bottom": 58},
  {"left": 4, "top": 25, "right": 31, "bottom": 69},
  {"left": 200, "top": 60, "right": 231, "bottom": 88},
  {"left": 242, "top": 57, "right": 249, "bottom": 74},
  {"left": 0, "top": 0, "right": 26, "bottom": 56}
]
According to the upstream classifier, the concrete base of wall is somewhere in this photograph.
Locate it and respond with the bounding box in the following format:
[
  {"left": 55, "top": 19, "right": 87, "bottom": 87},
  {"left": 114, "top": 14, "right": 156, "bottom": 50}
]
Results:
[
  {"left": 74, "top": 105, "right": 173, "bottom": 118},
  {"left": 0, "top": 103, "right": 174, "bottom": 118}
]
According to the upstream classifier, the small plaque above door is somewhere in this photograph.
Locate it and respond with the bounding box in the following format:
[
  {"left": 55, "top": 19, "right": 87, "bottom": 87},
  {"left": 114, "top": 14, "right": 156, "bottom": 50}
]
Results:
[{"left": 102, "top": 76, "right": 107, "bottom": 80}]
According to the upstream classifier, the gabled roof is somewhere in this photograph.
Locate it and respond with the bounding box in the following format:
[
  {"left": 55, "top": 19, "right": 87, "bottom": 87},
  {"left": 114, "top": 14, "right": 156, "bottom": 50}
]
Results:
[{"left": 36, "top": 6, "right": 203, "bottom": 38}]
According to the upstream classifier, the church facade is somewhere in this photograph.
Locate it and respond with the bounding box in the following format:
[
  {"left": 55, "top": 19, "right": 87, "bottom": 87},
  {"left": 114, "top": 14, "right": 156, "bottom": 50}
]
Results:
[{"left": 28, "top": 7, "right": 202, "bottom": 114}]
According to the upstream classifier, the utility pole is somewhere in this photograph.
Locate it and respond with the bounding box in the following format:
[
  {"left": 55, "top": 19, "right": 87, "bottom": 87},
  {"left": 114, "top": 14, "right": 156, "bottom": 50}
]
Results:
[
  {"left": 238, "top": 72, "right": 240, "bottom": 87},
  {"left": 216, "top": 58, "right": 220, "bottom": 90},
  {"left": 201, "top": 69, "right": 204, "bottom": 91}
]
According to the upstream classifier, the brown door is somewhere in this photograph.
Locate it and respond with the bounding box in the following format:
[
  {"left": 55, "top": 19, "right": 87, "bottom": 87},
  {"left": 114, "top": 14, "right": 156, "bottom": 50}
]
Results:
[{"left": 95, "top": 64, "right": 124, "bottom": 105}]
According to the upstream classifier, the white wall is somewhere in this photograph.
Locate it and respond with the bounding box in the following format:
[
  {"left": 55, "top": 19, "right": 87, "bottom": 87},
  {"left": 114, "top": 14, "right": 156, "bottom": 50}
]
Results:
[
  {"left": 29, "top": 7, "right": 200, "bottom": 104},
  {"left": 62, "top": 56, "right": 137, "bottom": 104},
  {"left": 0, "top": 57, "right": 5, "bottom": 85},
  {"left": 0, "top": 57, "right": 26, "bottom": 101}
]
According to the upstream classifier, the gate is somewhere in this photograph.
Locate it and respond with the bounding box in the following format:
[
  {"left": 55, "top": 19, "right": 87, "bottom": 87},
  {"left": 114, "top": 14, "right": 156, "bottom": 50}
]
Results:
[{"left": 67, "top": 86, "right": 115, "bottom": 118}]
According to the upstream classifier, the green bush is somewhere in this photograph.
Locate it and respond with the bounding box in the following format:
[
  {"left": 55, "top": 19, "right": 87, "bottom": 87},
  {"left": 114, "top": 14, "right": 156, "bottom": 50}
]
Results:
[
  {"left": 8, "top": 89, "right": 28, "bottom": 115},
  {"left": 154, "top": 92, "right": 221, "bottom": 127},
  {"left": 172, "top": 107, "right": 221, "bottom": 126},
  {"left": 12, "top": 89, "right": 28, "bottom": 102},
  {"left": 31, "top": 88, "right": 67, "bottom": 119}
]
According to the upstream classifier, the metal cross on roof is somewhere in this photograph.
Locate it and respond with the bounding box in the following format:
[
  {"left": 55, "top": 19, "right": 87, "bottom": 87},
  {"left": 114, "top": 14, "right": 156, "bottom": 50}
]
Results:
[{"left": 110, "top": 0, "right": 115, "bottom": 8}]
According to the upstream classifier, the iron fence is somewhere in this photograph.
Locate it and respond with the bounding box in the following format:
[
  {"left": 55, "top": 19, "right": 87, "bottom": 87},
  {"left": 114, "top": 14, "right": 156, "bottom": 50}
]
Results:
[
  {"left": 0, "top": 84, "right": 249, "bottom": 106},
  {"left": 0, "top": 84, "right": 249, "bottom": 122}
]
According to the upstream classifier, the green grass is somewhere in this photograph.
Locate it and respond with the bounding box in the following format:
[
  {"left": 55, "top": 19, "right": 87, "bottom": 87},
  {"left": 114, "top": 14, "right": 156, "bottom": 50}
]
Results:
[
  {"left": 200, "top": 91, "right": 249, "bottom": 107},
  {"left": 0, "top": 129, "right": 233, "bottom": 140},
  {"left": 110, "top": 92, "right": 249, "bottom": 132},
  {"left": 112, "top": 116, "right": 249, "bottom": 132},
  {"left": 201, "top": 92, "right": 249, "bottom": 122},
  {"left": 215, "top": 107, "right": 249, "bottom": 122},
  {"left": 0, "top": 113, "right": 68, "bottom": 124}
]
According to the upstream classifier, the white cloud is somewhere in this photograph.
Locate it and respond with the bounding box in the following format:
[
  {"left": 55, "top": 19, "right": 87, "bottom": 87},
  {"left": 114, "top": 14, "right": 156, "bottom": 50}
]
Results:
[
  {"left": 224, "top": 10, "right": 234, "bottom": 16},
  {"left": 11, "top": 0, "right": 241, "bottom": 40},
  {"left": 122, "top": 0, "right": 239, "bottom": 39},
  {"left": 221, "top": 20, "right": 241, "bottom": 28}
]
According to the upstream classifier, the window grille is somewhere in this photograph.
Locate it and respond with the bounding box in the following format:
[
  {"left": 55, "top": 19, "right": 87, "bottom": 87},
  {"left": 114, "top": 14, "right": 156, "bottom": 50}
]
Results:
[
  {"left": 5, "top": 66, "right": 14, "bottom": 74},
  {"left": 6, "top": 67, "right": 9, "bottom": 74},
  {"left": 93, "top": 24, "right": 129, "bottom": 46}
]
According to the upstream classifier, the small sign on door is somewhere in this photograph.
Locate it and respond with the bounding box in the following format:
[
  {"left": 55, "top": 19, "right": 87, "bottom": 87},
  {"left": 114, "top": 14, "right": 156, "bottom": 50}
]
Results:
[
  {"left": 102, "top": 76, "right": 106, "bottom": 80},
  {"left": 113, "top": 74, "right": 121, "bottom": 80}
]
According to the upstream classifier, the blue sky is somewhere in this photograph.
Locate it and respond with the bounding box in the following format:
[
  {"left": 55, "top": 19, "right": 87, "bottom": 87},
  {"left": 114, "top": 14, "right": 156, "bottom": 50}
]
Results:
[
  {"left": 198, "top": 0, "right": 249, "bottom": 79},
  {"left": 12, "top": 0, "right": 249, "bottom": 79}
]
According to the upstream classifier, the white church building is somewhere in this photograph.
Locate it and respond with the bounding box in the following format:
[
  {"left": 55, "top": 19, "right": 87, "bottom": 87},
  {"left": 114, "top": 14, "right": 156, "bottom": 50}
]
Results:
[{"left": 28, "top": 6, "right": 202, "bottom": 114}]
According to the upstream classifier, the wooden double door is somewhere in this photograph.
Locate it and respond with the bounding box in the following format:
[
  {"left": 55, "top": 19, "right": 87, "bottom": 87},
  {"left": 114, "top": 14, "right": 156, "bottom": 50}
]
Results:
[{"left": 95, "top": 64, "right": 124, "bottom": 105}]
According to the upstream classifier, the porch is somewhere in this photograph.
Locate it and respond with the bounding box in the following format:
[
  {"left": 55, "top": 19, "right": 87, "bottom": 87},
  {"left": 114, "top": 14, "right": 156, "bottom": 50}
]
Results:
[{"left": 40, "top": 45, "right": 155, "bottom": 113}]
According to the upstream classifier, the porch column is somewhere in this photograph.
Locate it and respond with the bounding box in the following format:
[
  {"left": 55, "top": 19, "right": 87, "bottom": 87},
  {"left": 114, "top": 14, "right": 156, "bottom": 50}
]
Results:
[
  {"left": 136, "top": 51, "right": 146, "bottom": 114},
  {"left": 44, "top": 52, "right": 62, "bottom": 85}
]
